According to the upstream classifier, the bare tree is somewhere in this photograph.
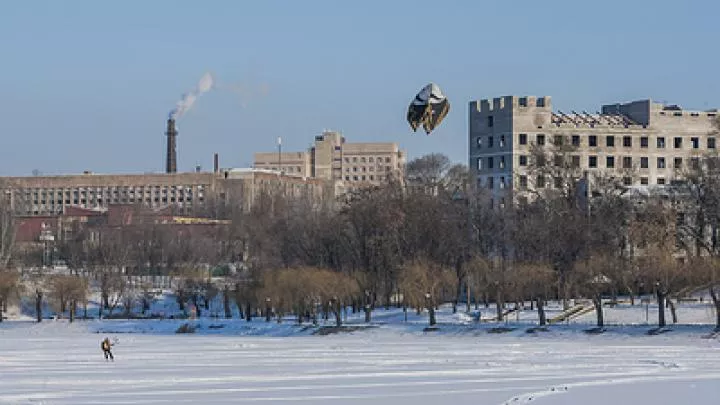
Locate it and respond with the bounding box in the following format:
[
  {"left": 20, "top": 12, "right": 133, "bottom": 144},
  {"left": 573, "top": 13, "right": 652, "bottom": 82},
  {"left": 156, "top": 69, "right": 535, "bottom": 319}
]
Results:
[
  {"left": 0, "top": 270, "right": 20, "bottom": 322},
  {"left": 0, "top": 185, "right": 15, "bottom": 269},
  {"left": 48, "top": 274, "right": 88, "bottom": 322},
  {"left": 398, "top": 258, "right": 455, "bottom": 326},
  {"left": 514, "top": 262, "right": 555, "bottom": 326}
]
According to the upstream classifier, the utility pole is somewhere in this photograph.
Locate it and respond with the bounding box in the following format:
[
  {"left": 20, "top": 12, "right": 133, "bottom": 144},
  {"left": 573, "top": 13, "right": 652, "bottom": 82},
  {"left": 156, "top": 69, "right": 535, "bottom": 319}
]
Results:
[{"left": 277, "top": 137, "right": 282, "bottom": 174}]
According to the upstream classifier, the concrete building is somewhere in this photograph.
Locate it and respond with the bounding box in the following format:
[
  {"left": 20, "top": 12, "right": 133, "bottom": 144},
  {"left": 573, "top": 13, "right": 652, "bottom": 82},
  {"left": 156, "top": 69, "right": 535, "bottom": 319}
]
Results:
[
  {"left": 468, "top": 96, "right": 718, "bottom": 203},
  {"left": 1, "top": 169, "right": 330, "bottom": 217},
  {"left": 253, "top": 130, "right": 406, "bottom": 187}
]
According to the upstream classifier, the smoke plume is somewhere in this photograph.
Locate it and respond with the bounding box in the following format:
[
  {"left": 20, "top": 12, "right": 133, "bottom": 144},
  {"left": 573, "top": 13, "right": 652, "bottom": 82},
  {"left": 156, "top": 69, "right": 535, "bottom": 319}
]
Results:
[{"left": 168, "top": 72, "right": 215, "bottom": 120}]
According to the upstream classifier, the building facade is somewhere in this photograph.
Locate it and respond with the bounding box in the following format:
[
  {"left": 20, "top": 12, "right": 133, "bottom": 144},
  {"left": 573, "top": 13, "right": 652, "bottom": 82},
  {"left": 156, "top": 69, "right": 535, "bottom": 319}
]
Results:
[
  {"left": 253, "top": 130, "right": 406, "bottom": 187},
  {"left": 1, "top": 169, "right": 329, "bottom": 217},
  {"left": 469, "top": 96, "right": 718, "bottom": 202}
]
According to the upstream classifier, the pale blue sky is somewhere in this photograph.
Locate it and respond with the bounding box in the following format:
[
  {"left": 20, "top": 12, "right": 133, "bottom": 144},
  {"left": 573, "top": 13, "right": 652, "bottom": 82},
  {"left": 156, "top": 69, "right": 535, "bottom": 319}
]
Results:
[{"left": 1, "top": 0, "right": 718, "bottom": 176}]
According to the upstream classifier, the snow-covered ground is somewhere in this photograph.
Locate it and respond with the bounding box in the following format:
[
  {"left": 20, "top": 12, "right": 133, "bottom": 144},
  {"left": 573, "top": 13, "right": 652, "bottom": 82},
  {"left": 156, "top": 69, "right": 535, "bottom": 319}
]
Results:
[{"left": 1, "top": 319, "right": 719, "bottom": 404}]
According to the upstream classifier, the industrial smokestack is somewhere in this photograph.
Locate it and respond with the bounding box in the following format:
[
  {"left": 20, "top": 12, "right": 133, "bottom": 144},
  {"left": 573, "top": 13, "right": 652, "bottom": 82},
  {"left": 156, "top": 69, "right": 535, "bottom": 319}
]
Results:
[
  {"left": 166, "top": 118, "right": 177, "bottom": 173},
  {"left": 213, "top": 153, "right": 219, "bottom": 173}
]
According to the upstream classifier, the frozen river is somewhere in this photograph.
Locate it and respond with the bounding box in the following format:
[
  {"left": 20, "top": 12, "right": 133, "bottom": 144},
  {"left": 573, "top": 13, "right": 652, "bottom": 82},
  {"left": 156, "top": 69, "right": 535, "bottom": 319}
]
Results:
[{"left": 0, "top": 323, "right": 719, "bottom": 404}]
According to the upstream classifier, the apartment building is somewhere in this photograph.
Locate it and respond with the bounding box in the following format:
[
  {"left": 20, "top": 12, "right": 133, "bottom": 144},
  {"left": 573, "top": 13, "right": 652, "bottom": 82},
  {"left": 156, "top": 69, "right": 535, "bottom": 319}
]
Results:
[
  {"left": 253, "top": 130, "right": 406, "bottom": 187},
  {"left": 469, "top": 96, "right": 718, "bottom": 202},
  {"left": 1, "top": 169, "right": 329, "bottom": 216}
]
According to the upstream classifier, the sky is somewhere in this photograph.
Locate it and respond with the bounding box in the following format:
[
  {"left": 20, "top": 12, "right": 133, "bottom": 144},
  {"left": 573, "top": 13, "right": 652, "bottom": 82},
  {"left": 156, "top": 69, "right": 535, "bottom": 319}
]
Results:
[{"left": 1, "top": 0, "right": 719, "bottom": 176}]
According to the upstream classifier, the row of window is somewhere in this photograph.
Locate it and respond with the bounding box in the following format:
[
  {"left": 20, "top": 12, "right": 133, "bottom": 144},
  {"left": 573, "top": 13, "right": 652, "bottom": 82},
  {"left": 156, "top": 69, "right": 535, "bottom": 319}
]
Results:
[
  {"left": 475, "top": 134, "right": 717, "bottom": 150},
  {"left": 30, "top": 196, "right": 204, "bottom": 205},
  {"left": 343, "top": 156, "right": 393, "bottom": 164},
  {"left": 344, "top": 166, "right": 393, "bottom": 173},
  {"left": 516, "top": 175, "right": 666, "bottom": 189},
  {"left": 344, "top": 175, "right": 385, "bottom": 182},
  {"left": 477, "top": 155, "right": 700, "bottom": 171},
  {"left": 480, "top": 175, "right": 668, "bottom": 190},
  {"left": 517, "top": 134, "right": 715, "bottom": 149}
]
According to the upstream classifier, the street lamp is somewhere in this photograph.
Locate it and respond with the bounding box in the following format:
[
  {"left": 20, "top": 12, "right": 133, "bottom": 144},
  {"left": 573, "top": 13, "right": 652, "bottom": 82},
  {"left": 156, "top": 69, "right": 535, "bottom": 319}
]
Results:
[{"left": 265, "top": 297, "right": 272, "bottom": 322}]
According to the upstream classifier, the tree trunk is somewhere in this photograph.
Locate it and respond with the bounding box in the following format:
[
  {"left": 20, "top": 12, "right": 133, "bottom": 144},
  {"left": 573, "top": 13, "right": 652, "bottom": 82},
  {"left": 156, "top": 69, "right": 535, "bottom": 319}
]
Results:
[
  {"left": 536, "top": 297, "right": 546, "bottom": 326},
  {"left": 592, "top": 295, "right": 604, "bottom": 328},
  {"left": 102, "top": 291, "right": 109, "bottom": 310},
  {"left": 245, "top": 302, "right": 252, "bottom": 322},
  {"left": 657, "top": 290, "right": 667, "bottom": 328},
  {"left": 0, "top": 299, "right": 4, "bottom": 323},
  {"left": 69, "top": 300, "right": 76, "bottom": 323},
  {"left": 710, "top": 287, "right": 720, "bottom": 331},
  {"left": 35, "top": 290, "right": 43, "bottom": 323},
  {"left": 466, "top": 284, "right": 471, "bottom": 313},
  {"left": 223, "top": 287, "right": 231, "bottom": 318},
  {"left": 495, "top": 292, "right": 503, "bottom": 322},
  {"left": 667, "top": 298, "right": 678, "bottom": 324},
  {"left": 364, "top": 291, "right": 372, "bottom": 323},
  {"left": 334, "top": 301, "right": 342, "bottom": 327}
]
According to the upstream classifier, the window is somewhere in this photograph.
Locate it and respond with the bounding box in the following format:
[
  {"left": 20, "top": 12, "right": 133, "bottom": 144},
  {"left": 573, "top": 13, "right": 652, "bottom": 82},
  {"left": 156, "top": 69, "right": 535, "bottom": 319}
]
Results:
[
  {"left": 674, "top": 137, "right": 683, "bottom": 148},
  {"left": 476, "top": 137, "right": 482, "bottom": 148},
  {"left": 536, "top": 134, "right": 545, "bottom": 145},
  {"left": 519, "top": 133, "right": 527, "bottom": 145},
  {"left": 692, "top": 137, "right": 699, "bottom": 149},
  {"left": 606, "top": 136, "right": 615, "bottom": 147},
  {"left": 499, "top": 176, "right": 506, "bottom": 189},
  {"left": 709, "top": 137, "right": 716, "bottom": 149},
  {"left": 589, "top": 135, "right": 597, "bottom": 147},
  {"left": 623, "top": 177, "right": 632, "bottom": 186},
  {"left": 519, "top": 175, "right": 528, "bottom": 189},
  {"left": 606, "top": 156, "right": 615, "bottom": 168},
  {"left": 519, "top": 97, "right": 527, "bottom": 107},
  {"left": 572, "top": 135, "right": 580, "bottom": 146},
  {"left": 487, "top": 157, "right": 494, "bottom": 169},
  {"left": 623, "top": 157, "right": 633, "bottom": 168},
  {"left": 554, "top": 177, "right": 563, "bottom": 189},
  {"left": 657, "top": 137, "right": 665, "bottom": 148},
  {"left": 488, "top": 136, "right": 494, "bottom": 148},
  {"left": 476, "top": 158, "right": 482, "bottom": 170},
  {"left": 500, "top": 135, "right": 506, "bottom": 148},
  {"left": 499, "top": 156, "right": 505, "bottom": 169},
  {"left": 641, "top": 157, "right": 649, "bottom": 169},
  {"left": 536, "top": 155, "right": 546, "bottom": 167},
  {"left": 641, "top": 137, "right": 648, "bottom": 148},
  {"left": 487, "top": 116, "right": 494, "bottom": 127},
  {"left": 554, "top": 155, "right": 563, "bottom": 167},
  {"left": 589, "top": 156, "right": 598, "bottom": 168},
  {"left": 657, "top": 157, "right": 666, "bottom": 169},
  {"left": 571, "top": 155, "right": 580, "bottom": 168},
  {"left": 487, "top": 177, "right": 494, "bottom": 189},
  {"left": 691, "top": 157, "right": 699, "bottom": 169},
  {"left": 519, "top": 155, "right": 528, "bottom": 166},
  {"left": 623, "top": 136, "right": 632, "bottom": 147},
  {"left": 554, "top": 135, "right": 563, "bottom": 145},
  {"left": 674, "top": 157, "right": 682, "bottom": 169},
  {"left": 640, "top": 177, "right": 649, "bottom": 185},
  {"left": 536, "top": 175, "right": 546, "bottom": 188},
  {"left": 657, "top": 177, "right": 666, "bottom": 185}
]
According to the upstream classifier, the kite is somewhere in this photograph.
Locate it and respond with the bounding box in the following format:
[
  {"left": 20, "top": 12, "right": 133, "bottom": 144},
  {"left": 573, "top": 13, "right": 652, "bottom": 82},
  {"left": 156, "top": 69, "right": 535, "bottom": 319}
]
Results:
[{"left": 407, "top": 83, "right": 450, "bottom": 135}]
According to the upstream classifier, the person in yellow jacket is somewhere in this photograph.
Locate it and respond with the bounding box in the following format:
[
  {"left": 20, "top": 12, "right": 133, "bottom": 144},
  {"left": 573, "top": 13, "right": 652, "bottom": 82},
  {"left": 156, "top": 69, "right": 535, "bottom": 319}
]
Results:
[{"left": 101, "top": 337, "right": 114, "bottom": 361}]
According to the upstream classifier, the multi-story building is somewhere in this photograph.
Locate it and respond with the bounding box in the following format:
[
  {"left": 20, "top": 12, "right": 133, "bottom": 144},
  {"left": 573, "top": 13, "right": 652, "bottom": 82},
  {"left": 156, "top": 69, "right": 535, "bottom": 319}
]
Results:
[
  {"left": 469, "top": 96, "right": 718, "bottom": 203},
  {"left": 253, "top": 130, "right": 406, "bottom": 187},
  {"left": 1, "top": 169, "right": 329, "bottom": 216}
]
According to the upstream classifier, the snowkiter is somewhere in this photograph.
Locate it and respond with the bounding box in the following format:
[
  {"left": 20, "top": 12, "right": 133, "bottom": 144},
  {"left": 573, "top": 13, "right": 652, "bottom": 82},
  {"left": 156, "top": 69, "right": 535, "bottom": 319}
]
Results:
[{"left": 101, "top": 337, "right": 114, "bottom": 361}]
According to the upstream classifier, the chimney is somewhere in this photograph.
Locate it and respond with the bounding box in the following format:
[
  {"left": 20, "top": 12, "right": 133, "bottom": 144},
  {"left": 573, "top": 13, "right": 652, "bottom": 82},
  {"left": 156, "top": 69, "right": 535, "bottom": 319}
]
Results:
[
  {"left": 165, "top": 118, "right": 177, "bottom": 173},
  {"left": 213, "top": 153, "right": 219, "bottom": 173}
]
